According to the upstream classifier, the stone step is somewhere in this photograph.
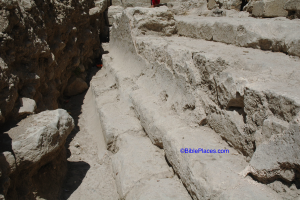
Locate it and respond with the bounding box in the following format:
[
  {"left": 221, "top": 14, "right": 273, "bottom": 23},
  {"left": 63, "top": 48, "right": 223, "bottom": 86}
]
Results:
[
  {"left": 134, "top": 34, "right": 300, "bottom": 157},
  {"left": 111, "top": 133, "right": 191, "bottom": 199},
  {"left": 109, "top": 6, "right": 300, "bottom": 198},
  {"left": 102, "top": 45, "right": 282, "bottom": 199},
  {"left": 129, "top": 87, "right": 281, "bottom": 200},
  {"left": 90, "top": 59, "right": 192, "bottom": 200},
  {"left": 175, "top": 15, "right": 300, "bottom": 57}
]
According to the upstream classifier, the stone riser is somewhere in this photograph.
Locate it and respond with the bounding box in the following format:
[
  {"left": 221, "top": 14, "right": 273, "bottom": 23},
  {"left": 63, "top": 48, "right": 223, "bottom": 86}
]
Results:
[{"left": 176, "top": 16, "right": 300, "bottom": 57}]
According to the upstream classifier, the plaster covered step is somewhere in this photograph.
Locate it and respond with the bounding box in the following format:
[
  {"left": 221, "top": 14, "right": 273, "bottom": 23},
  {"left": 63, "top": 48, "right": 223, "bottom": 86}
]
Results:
[
  {"left": 93, "top": 56, "right": 192, "bottom": 200},
  {"left": 129, "top": 88, "right": 282, "bottom": 200},
  {"left": 98, "top": 101, "right": 145, "bottom": 151},
  {"left": 125, "top": 176, "right": 192, "bottom": 200},
  {"left": 111, "top": 133, "right": 191, "bottom": 199},
  {"left": 175, "top": 15, "right": 300, "bottom": 57},
  {"left": 96, "top": 99, "right": 191, "bottom": 200}
]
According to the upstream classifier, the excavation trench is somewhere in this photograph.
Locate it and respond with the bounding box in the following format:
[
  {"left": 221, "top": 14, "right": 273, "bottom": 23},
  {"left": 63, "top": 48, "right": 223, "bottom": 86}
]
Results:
[
  {"left": 60, "top": 40, "right": 194, "bottom": 199},
  {"left": 60, "top": 64, "right": 119, "bottom": 199}
]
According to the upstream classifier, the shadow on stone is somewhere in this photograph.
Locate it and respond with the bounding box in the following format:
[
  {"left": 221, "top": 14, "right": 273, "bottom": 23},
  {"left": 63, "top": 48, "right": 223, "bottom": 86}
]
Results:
[{"left": 61, "top": 161, "right": 90, "bottom": 200}]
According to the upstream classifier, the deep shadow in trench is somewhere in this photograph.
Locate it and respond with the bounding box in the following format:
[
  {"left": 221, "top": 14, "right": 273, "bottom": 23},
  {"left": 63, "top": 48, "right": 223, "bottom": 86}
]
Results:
[
  {"left": 60, "top": 65, "right": 101, "bottom": 200},
  {"left": 60, "top": 2, "right": 111, "bottom": 197},
  {"left": 240, "top": 0, "right": 247, "bottom": 11}
]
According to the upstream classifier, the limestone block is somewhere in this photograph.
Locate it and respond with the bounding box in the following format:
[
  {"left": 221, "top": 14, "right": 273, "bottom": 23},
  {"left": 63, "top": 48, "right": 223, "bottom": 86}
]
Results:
[
  {"left": 112, "top": 6, "right": 176, "bottom": 38},
  {"left": 207, "top": 110, "right": 254, "bottom": 156},
  {"left": 254, "top": 116, "right": 289, "bottom": 146},
  {"left": 1, "top": 109, "right": 73, "bottom": 199},
  {"left": 10, "top": 109, "right": 74, "bottom": 166},
  {"left": 242, "top": 122, "right": 300, "bottom": 183},
  {"left": 99, "top": 102, "right": 145, "bottom": 151},
  {"left": 162, "top": 124, "right": 279, "bottom": 200},
  {"left": 18, "top": 97, "right": 36, "bottom": 116},
  {"left": 284, "top": 0, "right": 300, "bottom": 10},
  {"left": 175, "top": 15, "right": 300, "bottom": 57},
  {"left": 252, "top": 0, "right": 288, "bottom": 17},
  {"left": 111, "top": 133, "right": 173, "bottom": 198}
]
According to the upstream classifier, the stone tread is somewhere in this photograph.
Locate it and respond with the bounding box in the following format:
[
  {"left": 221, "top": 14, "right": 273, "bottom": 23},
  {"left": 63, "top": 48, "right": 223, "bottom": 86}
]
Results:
[
  {"left": 90, "top": 63, "right": 192, "bottom": 200},
  {"left": 129, "top": 86, "right": 282, "bottom": 200},
  {"left": 135, "top": 34, "right": 300, "bottom": 105},
  {"left": 102, "top": 50, "right": 282, "bottom": 199},
  {"left": 175, "top": 15, "right": 300, "bottom": 57}
]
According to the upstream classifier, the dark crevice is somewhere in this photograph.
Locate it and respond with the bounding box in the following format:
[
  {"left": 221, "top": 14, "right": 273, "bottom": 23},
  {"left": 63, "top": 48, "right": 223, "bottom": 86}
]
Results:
[{"left": 240, "top": 0, "right": 247, "bottom": 11}]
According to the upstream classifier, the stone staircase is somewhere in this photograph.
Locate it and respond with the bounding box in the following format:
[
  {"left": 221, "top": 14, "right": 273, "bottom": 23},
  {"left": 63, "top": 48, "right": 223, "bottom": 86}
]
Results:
[
  {"left": 175, "top": 15, "right": 300, "bottom": 56},
  {"left": 91, "top": 6, "right": 300, "bottom": 200}
]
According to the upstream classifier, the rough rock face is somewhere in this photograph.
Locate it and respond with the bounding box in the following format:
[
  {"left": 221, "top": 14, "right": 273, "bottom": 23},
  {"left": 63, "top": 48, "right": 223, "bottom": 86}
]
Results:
[
  {"left": 0, "top": 109, "right": 74, "bottom": 199},
  {"left": 241, "top": 122, "right": 300, "bottom": 184},
  {"left": 0, "top": 0, "right": 109, "bottom": 123}
]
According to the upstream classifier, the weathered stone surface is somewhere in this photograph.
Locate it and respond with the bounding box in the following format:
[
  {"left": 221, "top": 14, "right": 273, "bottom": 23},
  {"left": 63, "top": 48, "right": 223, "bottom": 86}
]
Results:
[
  {"left": 111, "top": 133, "right": 174, "bottom": 199},
  {"left": 112, "top": 0, "right": 122, "bottom": 6},
  {"left": 254, "top": 116, "right": 289, "bottom": 147},
  {"left": 11, "top": 109, "right": 74, "bottom": 168},
  {"left": 90, "top": 60, "right": 192, "bottom": 200},
  {"left": 241, "top": 121, "right": 300, "bottom": 184},
  {"left": 108, "top": 6, "right": 124, "bottom": 25},
  {"left": 18, "top": 97, "right": 36, "bottom": 116},
  {"left": 1, "top": 109, "right": 74, "bottom": 199},
  {"left": 99, "top": 101, "right": 145, "bottom": 151},
  {"left": 0, "top": 0, "right": 108, "bottom": 123},
  {"left": 126, "top": 177, "right": 192, "bottom": 200},
  {"left": 208, "top": 0, "right": 243, "bottom": 10},
  {"left": 251, "top": 0, "right": 288, "bottom": 17},
  {"left": 129, "top": 87, "right": 280, "bottom": 200},
  {"left": 131, "top": 33, "right": 300, "bottom": 156},
  {"left": 207, "top": 110, "right": 253, "bottom": 156},
  {"left": 175, "top": 15, "right": 300, "bottom": 57},
  {"left": 284, "top": 0, "right": 300, "bottom": 17},
  {"left": 109, "top": 7, "right": 300, "bottom": 198},
  {"left": 166, "top": 0, "right": 207, "bottom": 15},
  {"left": 284, "top": 0, "right": 300, "bottom": 10},
  {"left": 111, "top": 6, "right": 176, "bottom": 41},
  {"left": 64, "top": 77, "right": 88, "bottom": 96}
]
